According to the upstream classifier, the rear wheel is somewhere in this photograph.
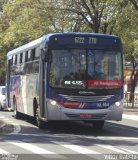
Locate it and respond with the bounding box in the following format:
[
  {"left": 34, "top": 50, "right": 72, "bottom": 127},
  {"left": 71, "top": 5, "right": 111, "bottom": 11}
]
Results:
[
  {"left": 13, "top": 98, "right": 20, "bottom": 119},
  {"left": 93, "top": 120, "right": 104, "bottom": 130}
]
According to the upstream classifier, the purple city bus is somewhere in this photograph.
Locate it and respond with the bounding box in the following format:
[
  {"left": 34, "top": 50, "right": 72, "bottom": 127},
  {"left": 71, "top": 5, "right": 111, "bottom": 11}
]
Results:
[{"left": 6, "top": 33, "right": 124, "bottom": 129}]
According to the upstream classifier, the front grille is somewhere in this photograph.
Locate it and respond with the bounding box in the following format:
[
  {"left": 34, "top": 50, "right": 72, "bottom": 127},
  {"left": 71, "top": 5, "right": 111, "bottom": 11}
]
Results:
[
  {"left": 65, "top": 113, "right": 107, "bottom": 120},
  {"left": 59, "top": 94, "right": 114, "bottom": 103}
]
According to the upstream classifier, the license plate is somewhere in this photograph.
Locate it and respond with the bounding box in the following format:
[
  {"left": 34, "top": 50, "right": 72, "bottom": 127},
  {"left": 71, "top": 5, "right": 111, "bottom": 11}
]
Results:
[{"left": 80, "top": 114, "right": 94, "bottom": 118}]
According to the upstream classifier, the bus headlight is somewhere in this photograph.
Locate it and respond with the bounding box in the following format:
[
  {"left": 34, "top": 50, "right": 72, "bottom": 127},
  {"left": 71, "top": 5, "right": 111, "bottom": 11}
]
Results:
[
  {"left": 115, "top": 100, "right": 123, "bottom": 107},
  {"left": 50, "top": 100, "right": 57, "bottom": 106}
]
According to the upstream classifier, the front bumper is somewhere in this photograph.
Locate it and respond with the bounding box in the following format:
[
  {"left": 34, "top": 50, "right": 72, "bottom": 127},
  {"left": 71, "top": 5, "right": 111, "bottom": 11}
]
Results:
[{"left": 46, "top": 100, "right": 123, "bottom": 121}]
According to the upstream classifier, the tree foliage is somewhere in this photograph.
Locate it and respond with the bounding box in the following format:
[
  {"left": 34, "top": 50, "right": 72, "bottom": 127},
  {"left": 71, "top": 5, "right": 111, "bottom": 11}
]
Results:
[
  {"left": 54, "top": 0, "right": 126, "bottom": 34},
  {"left": 129, "top": 0, "right": 138, "bottom": 10},
  {"left": 0, "top": 0, "right": 137, "bottom": 86}
]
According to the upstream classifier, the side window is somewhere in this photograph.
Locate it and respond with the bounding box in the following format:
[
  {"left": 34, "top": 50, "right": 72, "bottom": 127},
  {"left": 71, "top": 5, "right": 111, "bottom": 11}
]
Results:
[
  {"left": 25, "top": 51, "right": 28, "bottom": 62},
  {"left": 20, "top": 53, "right": 23, "bottom": 64},
  {"left": 11, "top": 56, "right": 14, "bottom": 66},
  {"left": 31, "top": 48, "right": 35, "bottom": 60}
]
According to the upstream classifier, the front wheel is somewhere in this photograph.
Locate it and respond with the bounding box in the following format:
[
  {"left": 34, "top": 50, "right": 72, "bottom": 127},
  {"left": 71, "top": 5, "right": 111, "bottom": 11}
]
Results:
[
  {"left": 35, "top": 108, "right": 46, "bottom": 129},
  {"left": 93, "top": 120, "right": 104, "bottom": 130}
]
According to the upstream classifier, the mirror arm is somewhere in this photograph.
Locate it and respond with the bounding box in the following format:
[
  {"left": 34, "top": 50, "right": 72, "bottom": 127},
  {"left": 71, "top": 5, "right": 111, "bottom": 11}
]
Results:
[{"left": 41, "top": 48, "right": 48, "bottom": 61}]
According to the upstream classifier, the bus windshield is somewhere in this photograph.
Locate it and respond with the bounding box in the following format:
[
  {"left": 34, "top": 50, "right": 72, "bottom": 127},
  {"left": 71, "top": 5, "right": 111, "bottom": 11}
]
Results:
[{"left": 48, "top": 49, "right": 122, "bottom": 89}]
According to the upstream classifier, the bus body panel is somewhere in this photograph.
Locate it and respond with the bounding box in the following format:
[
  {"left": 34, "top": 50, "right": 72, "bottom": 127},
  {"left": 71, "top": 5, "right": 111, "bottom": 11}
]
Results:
[
  {"left": 6, "top": 33, "right": 124, "bottom": 127},
  {"left": 23, "top": 74, "right": 38, "bottom": 116},
  {"left": 10, "top": 74, "right": 38, "bottom": 116}
]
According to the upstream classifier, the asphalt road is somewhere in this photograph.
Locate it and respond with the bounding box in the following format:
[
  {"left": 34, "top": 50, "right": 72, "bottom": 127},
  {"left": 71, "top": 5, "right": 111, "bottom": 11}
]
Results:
[{"left": 0, "top": 111, "right": 138, "bottom": 160}]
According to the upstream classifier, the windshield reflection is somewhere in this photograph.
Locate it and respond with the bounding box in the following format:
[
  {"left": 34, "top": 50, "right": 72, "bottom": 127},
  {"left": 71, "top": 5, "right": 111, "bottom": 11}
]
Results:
[{"left": 48, "top": 49, "right": 122, "bottom": 89}]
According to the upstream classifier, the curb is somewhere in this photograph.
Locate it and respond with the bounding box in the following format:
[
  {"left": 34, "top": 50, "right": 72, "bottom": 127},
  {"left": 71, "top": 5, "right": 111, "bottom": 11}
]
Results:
[
  {"left": 123, "top": 108, "right": 138, "bottom": 112},
  {"left": 123, "top": 108, "right": 138, "bottom": 115}
]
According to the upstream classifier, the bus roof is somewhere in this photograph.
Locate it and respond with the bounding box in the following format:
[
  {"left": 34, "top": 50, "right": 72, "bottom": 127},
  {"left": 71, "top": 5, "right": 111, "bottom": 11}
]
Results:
[
  {"left": 7, "top": 32, "right": 120, "bottom": 59},
  {"left": 7, "top": 35, "right": 47, "bottom": 59}
]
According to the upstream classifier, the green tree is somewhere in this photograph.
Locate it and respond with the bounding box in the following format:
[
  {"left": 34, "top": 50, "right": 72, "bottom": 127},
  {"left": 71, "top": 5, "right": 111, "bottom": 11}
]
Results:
[
  {"left": 0, "top": 0, "right": 138, "bottom": 89},
  {"left": 52, "top": 0, "right": 129, "bottom": 34},
  {"left": 129, "top": 0, "right": 138, "bottom": 10},
  {"left": 114, "top": 0, "right": 138, "bottom": 102}
]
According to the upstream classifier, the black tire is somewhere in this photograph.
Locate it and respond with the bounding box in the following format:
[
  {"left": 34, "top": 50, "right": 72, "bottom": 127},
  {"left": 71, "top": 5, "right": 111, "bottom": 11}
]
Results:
[
  {"left": 35, "top": 108, "right": 45, "bottom": 129},
  {"left": 13, "top": 98, "right": 20, "bottom": 119},
  {"left": 93, "top": 120, "right": 104, "bottom": 130}
]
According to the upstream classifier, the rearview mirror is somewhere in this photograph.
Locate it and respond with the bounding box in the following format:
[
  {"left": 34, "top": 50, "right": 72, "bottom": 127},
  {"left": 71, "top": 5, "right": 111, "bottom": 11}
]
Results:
[{"left": 41, "top": 48, "right": 48, "bottom": 62}]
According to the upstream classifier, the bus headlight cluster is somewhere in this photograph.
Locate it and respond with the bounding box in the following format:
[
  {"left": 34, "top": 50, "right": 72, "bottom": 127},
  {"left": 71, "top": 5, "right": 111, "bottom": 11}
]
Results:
[
  {"left": 50, "top": 100, "right": 57, "bottom": 106},
  {"left": 115, "top": 100, "right": 123, "bottom": 107}
]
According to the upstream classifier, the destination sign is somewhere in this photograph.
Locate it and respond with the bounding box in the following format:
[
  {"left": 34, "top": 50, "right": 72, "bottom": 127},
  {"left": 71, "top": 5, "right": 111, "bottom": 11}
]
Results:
[
  {"left": 49, "top": 34, "right": 122, "bottom": 50},
  {"left": 55, "top": 36, "right": 98, "bottom": 45},
  {"left": 88, "top": 80, "right": 123, "bottom": 88},
  {"left": 74, "top": 37, "right": 97, "bottom": 44}
]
